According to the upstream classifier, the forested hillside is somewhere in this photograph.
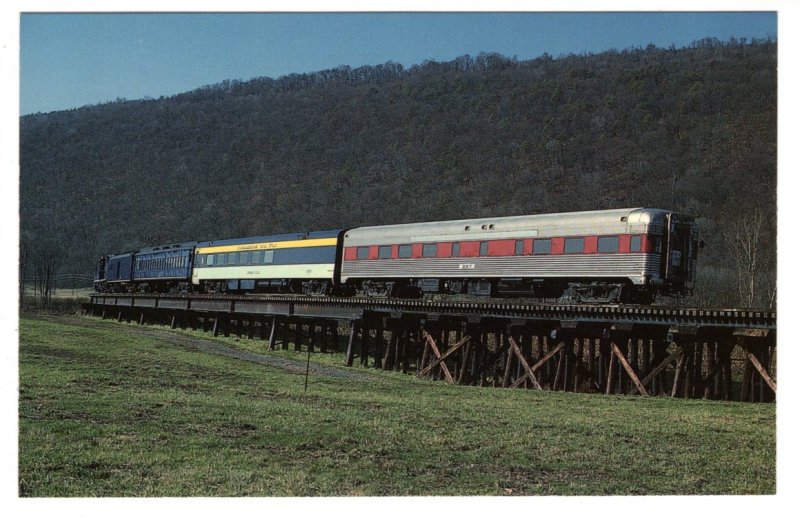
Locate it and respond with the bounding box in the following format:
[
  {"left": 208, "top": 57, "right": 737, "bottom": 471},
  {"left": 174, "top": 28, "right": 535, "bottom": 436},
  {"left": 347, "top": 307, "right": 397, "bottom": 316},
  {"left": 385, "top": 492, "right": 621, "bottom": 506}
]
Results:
[{"left": 20, "top": 38, "right": 777, "bottom": 307}]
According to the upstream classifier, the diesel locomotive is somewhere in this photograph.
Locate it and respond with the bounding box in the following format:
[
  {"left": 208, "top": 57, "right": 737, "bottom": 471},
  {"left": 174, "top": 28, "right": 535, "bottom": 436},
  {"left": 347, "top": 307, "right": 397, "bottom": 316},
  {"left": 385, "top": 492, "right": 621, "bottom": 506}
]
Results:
[{"left": 94, "top": 208, "right": 699, "bottom": 304}]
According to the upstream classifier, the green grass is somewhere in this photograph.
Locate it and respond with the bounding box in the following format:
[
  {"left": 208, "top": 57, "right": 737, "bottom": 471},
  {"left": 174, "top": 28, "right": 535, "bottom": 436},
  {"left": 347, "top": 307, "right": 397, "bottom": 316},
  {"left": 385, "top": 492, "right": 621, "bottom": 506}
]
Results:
[{"left": 19, "top": 314, "right": 776, "bottom": 496}]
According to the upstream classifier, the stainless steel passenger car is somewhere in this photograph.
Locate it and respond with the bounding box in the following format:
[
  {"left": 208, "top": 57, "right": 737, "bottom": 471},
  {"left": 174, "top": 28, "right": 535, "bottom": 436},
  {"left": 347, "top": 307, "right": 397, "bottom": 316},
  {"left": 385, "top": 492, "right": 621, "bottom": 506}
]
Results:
[{"left": 339, "top": 208, "right": 698, "bottom": 303}]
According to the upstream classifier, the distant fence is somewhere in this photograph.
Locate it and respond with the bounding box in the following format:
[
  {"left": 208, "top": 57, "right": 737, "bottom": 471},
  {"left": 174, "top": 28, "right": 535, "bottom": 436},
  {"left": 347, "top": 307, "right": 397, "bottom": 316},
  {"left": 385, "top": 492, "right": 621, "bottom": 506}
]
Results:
[{"left": 22, "top": 274, "right": 94, "bottom": 290}]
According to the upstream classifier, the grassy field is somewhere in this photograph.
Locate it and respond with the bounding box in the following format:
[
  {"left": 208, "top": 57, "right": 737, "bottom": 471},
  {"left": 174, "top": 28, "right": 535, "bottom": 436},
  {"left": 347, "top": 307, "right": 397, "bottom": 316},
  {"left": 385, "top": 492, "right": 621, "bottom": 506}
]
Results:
[{"left": 18, "top": 314, "right": 776, "bottom": 496}]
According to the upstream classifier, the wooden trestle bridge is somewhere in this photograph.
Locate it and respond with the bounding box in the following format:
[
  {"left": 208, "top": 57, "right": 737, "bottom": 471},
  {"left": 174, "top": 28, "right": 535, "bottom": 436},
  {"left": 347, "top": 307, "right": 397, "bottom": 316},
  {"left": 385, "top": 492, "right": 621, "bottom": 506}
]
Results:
[{"left": 84, "top": 294, "right": 777, "bottom": 403}]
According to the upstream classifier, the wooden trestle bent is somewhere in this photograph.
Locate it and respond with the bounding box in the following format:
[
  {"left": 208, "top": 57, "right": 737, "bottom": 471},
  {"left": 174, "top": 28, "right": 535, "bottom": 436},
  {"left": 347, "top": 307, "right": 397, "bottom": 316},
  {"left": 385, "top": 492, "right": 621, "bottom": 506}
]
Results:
[{"left": 83, "top": 294, "right": 777, "bottom": 402}]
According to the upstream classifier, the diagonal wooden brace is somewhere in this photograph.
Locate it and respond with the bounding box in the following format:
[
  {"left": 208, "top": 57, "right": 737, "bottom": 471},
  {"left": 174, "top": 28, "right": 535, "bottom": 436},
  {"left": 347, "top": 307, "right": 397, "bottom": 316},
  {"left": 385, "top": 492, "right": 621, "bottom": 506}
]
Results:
[
  {"left": 627, "top": 347, "right": 684, "bottom": 395},
  {"left": 745, "top": 350, "right": 777, "bottom": 394},
  {"left": 511, "top": 340, "right": 565, "bottom": 388},
  {"left": 508, "top": 337, "right": 542, "bottom": 390},
  {"left": 611, "top": 342, "right": 649, "bottom": 396},
  {"left": 418, "top": 333, "right": 471, "bottom": 378},
  {"left": 421, "top": 330, "right": 456, "bottom": 384}
]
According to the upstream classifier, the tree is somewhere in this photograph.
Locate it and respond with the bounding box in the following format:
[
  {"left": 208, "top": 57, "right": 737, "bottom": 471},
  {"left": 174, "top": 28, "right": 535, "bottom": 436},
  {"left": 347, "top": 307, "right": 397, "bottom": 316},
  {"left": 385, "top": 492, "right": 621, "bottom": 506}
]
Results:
[
  {"left": 725, "top": 209, "right": 772, "bottom": 308},
  {"left": 19, "top": 236, "right": 31, "bottom": 307},
  {"left": 33, "top": 241, "right": 62, "bottom": 306}
]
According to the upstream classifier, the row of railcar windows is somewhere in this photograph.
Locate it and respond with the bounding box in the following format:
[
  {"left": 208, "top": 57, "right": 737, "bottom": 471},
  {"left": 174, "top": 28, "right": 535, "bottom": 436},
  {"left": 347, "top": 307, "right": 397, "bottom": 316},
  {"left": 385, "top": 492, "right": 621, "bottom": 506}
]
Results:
[
  {"left": 195, "top": 250, "right": 275, "bottom": 268},
  {"left": 136, "top": 256, "right": 189, "bottom": 271},
  {"left": 355, "top": 235, "right": 642, "bottom": 260}
]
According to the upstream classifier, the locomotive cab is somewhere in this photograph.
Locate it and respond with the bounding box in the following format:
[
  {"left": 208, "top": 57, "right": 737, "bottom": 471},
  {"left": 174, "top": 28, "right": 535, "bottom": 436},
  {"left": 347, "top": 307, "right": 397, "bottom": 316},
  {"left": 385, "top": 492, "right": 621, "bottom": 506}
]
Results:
[{"left": 93, "top": 256, "right": 107, "bottom": 292}]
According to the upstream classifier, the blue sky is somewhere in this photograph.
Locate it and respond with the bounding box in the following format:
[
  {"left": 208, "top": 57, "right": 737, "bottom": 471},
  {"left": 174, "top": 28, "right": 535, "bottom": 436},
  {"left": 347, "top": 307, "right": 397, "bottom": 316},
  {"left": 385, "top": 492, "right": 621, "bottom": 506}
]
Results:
[{"left": 20, "top": 12, "right": 777, "bottom": 115}]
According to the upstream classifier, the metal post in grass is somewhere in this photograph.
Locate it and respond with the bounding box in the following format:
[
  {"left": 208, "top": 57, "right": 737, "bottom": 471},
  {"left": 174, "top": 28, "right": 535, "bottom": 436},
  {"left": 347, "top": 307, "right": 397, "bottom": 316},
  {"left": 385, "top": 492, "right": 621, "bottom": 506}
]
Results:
[{"left": 304, "top": 338, "right": 312, "bottom": 393}]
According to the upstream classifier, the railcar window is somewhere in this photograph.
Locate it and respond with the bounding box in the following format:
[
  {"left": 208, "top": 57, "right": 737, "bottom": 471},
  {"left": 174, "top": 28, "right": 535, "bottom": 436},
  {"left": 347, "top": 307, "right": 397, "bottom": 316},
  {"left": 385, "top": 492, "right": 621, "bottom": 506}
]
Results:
[
  {"left": 480, "top": 242, "right": 488, "bottom": 256},
  {"left": 564, "top": 238, "right": 585, "bottom": 254},
  {"left": 515, "top": 240, "right": 524, "bottom": 255},
  {"left": 533, "top": 239, "right": 551, "bottom": 255},
  {"left": 452, "top": 243, "right": 460, "bottom": 257},
  {"left": 598, "top": 236, "right": 620, "bottom": 253},
  {"left": 195, "top": 255, "right": 204, "bottom": 267},
  {"left": 630, "top": 236, "right": 642, "bottom": 252},
  {"left": 240, "top": 251, "right": 251, "bottom": 265},
  {"left": 398, "top": 245, "right": 412, "bottom": 258},
  {"left": 378, "top": 246, "right": 393, "bottom": 259},
  {"left": 357, "top": 247, "right": 369, "bottom": 260},
  {"left": 422, "top": 244, "right": 437, "bottom": 257},
  {"left": 207, "top": 254, "right": 215, "bottom": 266},
  {"left": 264, "top": 250, "right": 274, "bottom": 264}
]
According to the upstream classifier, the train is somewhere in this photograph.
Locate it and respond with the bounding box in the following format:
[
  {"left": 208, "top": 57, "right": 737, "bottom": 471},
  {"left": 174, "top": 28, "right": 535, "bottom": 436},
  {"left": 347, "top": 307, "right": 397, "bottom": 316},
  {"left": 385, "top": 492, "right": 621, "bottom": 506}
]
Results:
[{"left": 93, "top": 208, "right": 699, "bottom": 304}]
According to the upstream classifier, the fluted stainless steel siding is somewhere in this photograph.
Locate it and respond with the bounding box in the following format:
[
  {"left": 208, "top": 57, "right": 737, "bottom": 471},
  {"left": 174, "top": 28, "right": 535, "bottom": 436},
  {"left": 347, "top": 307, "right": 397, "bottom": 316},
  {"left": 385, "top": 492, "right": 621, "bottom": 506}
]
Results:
[{"left": 341, "top": 253, "right": 661, "bottom": 283}]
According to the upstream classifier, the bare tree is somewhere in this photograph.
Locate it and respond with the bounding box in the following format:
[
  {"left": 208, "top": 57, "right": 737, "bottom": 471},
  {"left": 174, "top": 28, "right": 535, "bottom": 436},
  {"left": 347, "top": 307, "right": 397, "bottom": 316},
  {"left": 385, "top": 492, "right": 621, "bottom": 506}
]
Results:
[
  {"left": 19, "top": 236, "right": 31, "bottom": 307},
  {"left": 33, "top": 241, "right": 62, "bottom": 306},
  {"left": 725, "top": 209, "right": 769, "bottom": 308}
]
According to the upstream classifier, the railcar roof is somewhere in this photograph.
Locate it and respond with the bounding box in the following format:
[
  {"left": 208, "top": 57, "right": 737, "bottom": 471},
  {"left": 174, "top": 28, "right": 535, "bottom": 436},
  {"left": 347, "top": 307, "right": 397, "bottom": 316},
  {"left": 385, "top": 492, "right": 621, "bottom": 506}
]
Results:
[
  {"left": 137, "top": 241, "right": 198, "bottom": 255},
  {"left": 197, "top": 229, "right": 341, "bottom": 248},
  {"left": 344, "top": 208, "right": 673, "bottom": 244},
  {"left": 107, "top": 252, "right": 135, "bottom": 261}
]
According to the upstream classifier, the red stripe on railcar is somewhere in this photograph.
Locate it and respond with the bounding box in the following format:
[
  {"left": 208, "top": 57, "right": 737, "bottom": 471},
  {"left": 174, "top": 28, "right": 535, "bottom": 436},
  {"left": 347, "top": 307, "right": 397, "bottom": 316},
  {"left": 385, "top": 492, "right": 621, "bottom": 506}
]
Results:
[
  {"left": 437, "top": 242, "right": 452, "bottom": 258},
  {"left": 368, "top": 246, "right": 379, "bottom": 260},
  {"left": 619, "top": 235, "right": 631, "bottom": 253},
  {"left": 523, "top": 239, "right": 533, "bottom": 255},
  {"left": 460, "top": 241, "right": 480, "bottom": 257},
  {"left": 584, "top": 236, "right": 598, "bottom": 254},
  {"left": 344, "top": 247, "right": 358, "bottom": 261},
  {"left": 488, "top": 239, "right": 516, "bottom": 256},
  {"left": 412, "top": 244, "right": 423, "bottom": 258},
  {"left": 391, "top": 245, "right": 399, "bottom": 258},
  {"left": 551, "top": 237, "right": 564, "bottom": 255}
]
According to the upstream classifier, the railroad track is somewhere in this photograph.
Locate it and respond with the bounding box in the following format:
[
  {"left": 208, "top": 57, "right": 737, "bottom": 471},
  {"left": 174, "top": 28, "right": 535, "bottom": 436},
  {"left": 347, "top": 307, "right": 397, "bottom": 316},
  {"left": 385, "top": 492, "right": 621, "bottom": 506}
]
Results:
[{"left": 87, "top": 293, "right": 776, "bottom": 330}]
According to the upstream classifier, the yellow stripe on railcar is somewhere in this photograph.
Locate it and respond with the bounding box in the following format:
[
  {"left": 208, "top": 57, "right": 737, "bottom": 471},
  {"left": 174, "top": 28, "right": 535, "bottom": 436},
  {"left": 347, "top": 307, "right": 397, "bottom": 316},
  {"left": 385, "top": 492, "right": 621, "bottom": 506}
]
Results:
[{"left": 196, "top": 237, "right": 337, "bottom": 255}]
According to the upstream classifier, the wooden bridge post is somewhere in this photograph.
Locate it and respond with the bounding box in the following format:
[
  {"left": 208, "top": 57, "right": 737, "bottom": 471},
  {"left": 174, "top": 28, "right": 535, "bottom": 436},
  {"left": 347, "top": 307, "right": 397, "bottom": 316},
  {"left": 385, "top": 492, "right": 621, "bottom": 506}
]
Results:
[
  {"left": 373, "top": 322, "right": 384, "bottom": 368},
  {"left": 360, "top": 319, "right": 370, "bottom": 367},
  {"left": 267, "top": 317, "right": 277, "bottom": 350},
  {"left": 293, "top": 320, "right": 303, "bottom": 351},
  {"left": 344, "top": 320, "right": 358, "bottom": 367},
  {"left": 331, "top": 321, "right": 341, "bottom": 353},
  {"left": 308, "top": 320, "right": 316, "bottom": 354}
]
